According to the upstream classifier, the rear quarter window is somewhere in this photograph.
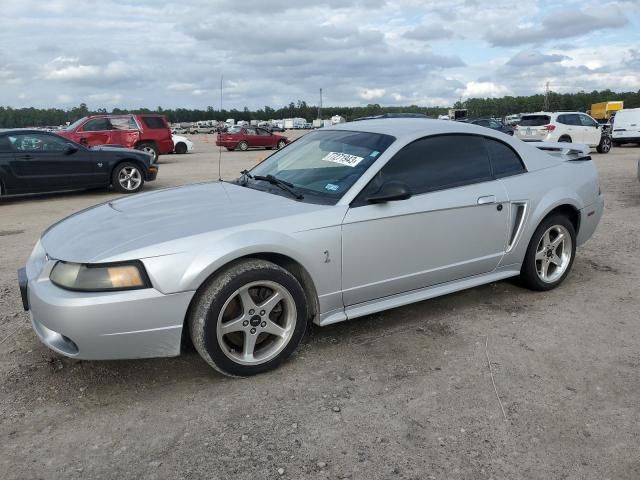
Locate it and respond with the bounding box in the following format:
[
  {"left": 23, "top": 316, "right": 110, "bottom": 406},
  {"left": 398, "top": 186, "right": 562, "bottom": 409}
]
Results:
[
  {"left": 519, "top": 115, "right": 551, "bottom": 127},
  {"left": 484, "top": 138, "right": 526, "bottom": 178},
  {"left": 141, "top": 116, "right": 167, "bottom": 129}
]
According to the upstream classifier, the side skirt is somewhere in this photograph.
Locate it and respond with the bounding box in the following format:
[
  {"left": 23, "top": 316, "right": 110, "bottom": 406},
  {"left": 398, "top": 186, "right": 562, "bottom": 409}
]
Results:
[{"left": 318, "top": 266, "right": 521, "bottom": 326}]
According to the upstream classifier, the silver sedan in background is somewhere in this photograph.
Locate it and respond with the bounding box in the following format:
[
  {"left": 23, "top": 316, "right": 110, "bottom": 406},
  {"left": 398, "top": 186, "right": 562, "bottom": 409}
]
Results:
[{"left": 19, "top": 119, "right": 604, "bottom": 376}]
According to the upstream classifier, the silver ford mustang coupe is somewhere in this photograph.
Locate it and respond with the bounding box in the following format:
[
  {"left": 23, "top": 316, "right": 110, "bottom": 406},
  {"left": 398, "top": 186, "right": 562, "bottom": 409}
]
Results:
[{"left": 19, "top": 119, "right": 604, "bottom": 376}]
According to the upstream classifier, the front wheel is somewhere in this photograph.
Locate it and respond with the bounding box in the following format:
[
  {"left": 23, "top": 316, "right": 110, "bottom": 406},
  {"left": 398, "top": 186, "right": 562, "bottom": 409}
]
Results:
[
  {"left": 238, "top": 141, "right": 249, "bottom": 151},
  {"left": 112, "top": 162, "right": 145, "bottom": 194},
  {"left": 189, "top": 259, "right": 309, "bottom": 376},
  {"left": 174, "top": 142, "right": 188, "bottom": 154},
  {"left": 597, "top": 136, "right": 612, "bottom": 154},
  {"left": 277, "top": 140, "right": 287, "bottom": 149},
  {"left": 519, "top": 215, "right": 576, "bottom": 291}
]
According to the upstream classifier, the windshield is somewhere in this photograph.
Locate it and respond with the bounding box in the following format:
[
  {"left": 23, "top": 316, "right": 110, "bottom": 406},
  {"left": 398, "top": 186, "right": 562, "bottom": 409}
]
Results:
[
  {"left": 65, "top": 117, "right": 88, "bottom": 131},
  {"left": 240, "top": 130, "right": 395, "bottom": 204}
]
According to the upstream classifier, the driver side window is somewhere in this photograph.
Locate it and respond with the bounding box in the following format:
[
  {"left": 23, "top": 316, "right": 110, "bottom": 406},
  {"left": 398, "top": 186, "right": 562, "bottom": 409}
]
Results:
[
  {"left": 354, "top": 134, "right": 492, "bottom": 205},
  {"left": 9, "top": 134, "right": 70, "bottom": 152},
  {"left": 82, "top": 118, "right": 112, "bottom": 131}
]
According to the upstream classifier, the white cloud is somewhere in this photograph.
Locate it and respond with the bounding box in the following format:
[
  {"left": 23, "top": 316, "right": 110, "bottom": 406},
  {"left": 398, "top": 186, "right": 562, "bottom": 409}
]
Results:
[
  {"left": 462, "top": 81, "right": 511, "bottom": 98},
  {"left": 358, "top": 88, "right": 386, "bottom": 100}
]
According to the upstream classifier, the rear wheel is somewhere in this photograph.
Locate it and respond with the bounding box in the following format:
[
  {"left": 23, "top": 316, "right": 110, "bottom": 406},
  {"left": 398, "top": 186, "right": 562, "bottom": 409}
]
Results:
[
  {"left": 136, "top": 142, "right": 159, "bottom": 161},
  {"left": 520, "top": 215, "right": 576, "bottom": 291},
  {"left": 597, "top": 136, "right": 612, "bottom": 154},
  {"left": 112, "top": 162, "right": 144, "bottom": 194},
  {"left": 174, "top": 142, "right": 188, "bottom": 154},
  {"left": 189, "top": 259, "right": 309, "bottom": 376},
  {"left": 238, "top": 141, "right": 249, "bottom": 151}
]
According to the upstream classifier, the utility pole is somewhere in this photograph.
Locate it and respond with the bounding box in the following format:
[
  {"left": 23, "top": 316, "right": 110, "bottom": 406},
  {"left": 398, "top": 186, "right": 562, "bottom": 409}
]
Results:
[
  {"left": 317, "top": 88, "right": 323, "bottom": 120},
  {"left": 543, "top": 81, "right": 550, "bottom": 111}
]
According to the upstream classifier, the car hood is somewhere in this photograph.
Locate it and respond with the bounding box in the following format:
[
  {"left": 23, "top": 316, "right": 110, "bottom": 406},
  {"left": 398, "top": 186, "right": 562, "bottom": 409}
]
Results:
[{"left": 41, "top": 182, "right": 327, "bottom": 263}]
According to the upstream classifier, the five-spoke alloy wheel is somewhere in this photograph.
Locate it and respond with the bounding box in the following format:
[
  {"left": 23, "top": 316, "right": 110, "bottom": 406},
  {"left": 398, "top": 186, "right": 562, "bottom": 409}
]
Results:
[
  {"left": 520, "top": 214, "right": 576, "bottom": 291},
  {"left": 189, "top": 259, "right": 309, "bottom": 376},
  {"left": 112, "top": 162, "right": 145, "bottom": 194}
]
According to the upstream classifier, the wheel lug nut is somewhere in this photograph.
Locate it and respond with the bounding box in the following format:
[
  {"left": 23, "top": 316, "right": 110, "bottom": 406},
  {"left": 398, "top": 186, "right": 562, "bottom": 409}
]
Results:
[
  {"left": 249, "top": 309, "right": 255, "bottom": 315},
  {"left": 250, "top": 328, "right": 256, "bottom": 334},
  {"left": 260, "top": 310, "right": 266, "bottom": 316},
  {"left": 261, "top": 321, "right": 266, "bottom": 328},
  {"left": 243, "top": 320, "right": 249, "bottom": 327}
]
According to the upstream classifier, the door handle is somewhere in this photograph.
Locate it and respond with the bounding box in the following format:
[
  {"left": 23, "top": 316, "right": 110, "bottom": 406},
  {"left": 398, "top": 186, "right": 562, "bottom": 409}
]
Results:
[
  {"left": 18, "top": 154, "right": 33, "bottom": 160},
  {"left": 477, "top": 195, "right": 496, "bottom": 205}
]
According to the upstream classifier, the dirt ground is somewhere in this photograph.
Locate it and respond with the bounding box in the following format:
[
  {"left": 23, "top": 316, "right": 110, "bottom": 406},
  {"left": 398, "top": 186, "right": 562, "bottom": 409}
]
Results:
[{"left": 1, "top": 133, "right": 639, "bottom": 480}]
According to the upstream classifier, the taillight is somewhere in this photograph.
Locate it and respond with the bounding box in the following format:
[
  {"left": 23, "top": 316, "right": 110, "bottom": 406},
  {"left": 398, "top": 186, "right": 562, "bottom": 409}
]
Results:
[{"left": 543, "top": 124, "right": 556, "bottom": 132}]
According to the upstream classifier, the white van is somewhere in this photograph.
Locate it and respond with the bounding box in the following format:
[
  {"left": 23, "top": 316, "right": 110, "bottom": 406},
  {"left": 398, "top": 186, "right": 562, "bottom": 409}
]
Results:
[{"left": 612, "top": 108, "right": 640, "bottom": 145}]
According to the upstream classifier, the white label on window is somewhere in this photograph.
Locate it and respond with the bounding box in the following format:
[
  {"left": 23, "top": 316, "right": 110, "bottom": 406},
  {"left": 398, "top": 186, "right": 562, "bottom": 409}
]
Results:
[{"left": 321, "top": 152, "right": 364, "bottom": 167}]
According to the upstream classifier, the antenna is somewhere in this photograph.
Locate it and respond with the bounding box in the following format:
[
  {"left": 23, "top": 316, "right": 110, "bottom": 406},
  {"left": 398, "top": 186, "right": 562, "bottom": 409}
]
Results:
[{"left": 218, "top": 74, "right": 223, "bottom": 181}]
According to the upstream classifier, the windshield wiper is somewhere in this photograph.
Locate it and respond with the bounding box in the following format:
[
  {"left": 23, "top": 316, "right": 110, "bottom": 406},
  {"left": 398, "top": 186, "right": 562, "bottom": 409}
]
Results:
[{"left": 239, "top": 170, "right": 303, "bottom": 200}]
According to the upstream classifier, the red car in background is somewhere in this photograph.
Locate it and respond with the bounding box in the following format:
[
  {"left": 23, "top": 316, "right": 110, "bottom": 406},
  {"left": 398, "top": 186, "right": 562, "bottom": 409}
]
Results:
[
  {"left": 216, "top": 126, "right": 289, "bottom": 151},
  {"left": 58, "top": 114, "right": 173, "bottom": 161}
]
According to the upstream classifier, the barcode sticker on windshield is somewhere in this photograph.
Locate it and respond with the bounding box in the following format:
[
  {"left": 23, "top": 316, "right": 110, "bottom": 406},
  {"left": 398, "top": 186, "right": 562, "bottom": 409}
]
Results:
[{"left": 321, "top": 152, "right": 364, "bottom": 167}]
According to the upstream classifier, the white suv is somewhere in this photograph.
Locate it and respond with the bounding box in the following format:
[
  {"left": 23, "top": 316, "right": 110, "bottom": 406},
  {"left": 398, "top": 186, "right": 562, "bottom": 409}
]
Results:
[{"left": 515, "top": 112, "right": 611, "bottom": 153}]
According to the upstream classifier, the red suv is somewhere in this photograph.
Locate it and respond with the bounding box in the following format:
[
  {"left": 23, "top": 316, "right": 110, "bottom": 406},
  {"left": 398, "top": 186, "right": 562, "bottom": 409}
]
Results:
[{"left": 58, "top": 114, "right": 173, "bottom": 161}]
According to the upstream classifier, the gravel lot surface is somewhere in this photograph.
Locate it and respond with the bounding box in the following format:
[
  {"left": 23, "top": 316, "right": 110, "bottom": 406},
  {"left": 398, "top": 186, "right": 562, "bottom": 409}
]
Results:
[{"left": 1, "top": 133, "right": 639, "bottom": 479}]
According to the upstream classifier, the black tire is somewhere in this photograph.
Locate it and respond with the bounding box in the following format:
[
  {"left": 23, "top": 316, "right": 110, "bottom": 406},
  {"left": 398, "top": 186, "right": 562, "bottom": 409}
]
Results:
[
  {"left": 174, "top": 142, "right": 188, "bottom": 154},
  {"left": 111, "top": 161, "right": 145, "bottom": 194},
  {"left": 596, "top": 136, "right": 612, "bottom": 154},
  {"left": 136, "top": 142, "right": 159, "bottom": 161},
  {"left": 558, "top": 136, "right": 572, "bottom": 143},
  {"left": 189, "top": 259, "right": 309, "bottom": 377},
  {"left": 277, "top": 140, "right": 287, "bottom": 149},
  {"left": 519, "top": 214, "right": 576, "bottom": 291},
  {"left": 238, "top": 141, "right": 249, "bottom": 151}
]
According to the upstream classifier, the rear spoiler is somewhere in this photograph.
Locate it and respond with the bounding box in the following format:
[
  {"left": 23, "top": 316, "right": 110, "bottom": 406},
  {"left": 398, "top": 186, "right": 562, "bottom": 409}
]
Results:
[{"left": 531, "top": 142, "right": 591, "bottom": 161}]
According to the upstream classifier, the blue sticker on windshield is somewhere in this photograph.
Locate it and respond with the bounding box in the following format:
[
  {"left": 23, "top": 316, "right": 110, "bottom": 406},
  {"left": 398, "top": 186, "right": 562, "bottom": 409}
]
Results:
[
  {"left": 325, "top": 183, "right": 340, "bottom": 191},
  {"left": 370, "top": 150, "right": 380, "bottom": 157}
]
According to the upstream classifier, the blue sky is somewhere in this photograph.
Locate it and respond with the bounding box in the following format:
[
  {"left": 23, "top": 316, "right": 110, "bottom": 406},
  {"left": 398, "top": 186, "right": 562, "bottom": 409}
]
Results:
[{"left": 0, "top": 0, "right": 638, "bottom": 110}]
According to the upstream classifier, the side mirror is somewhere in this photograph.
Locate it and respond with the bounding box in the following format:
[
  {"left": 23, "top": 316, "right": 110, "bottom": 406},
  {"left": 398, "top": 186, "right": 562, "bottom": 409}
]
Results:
[
  {"left": 64, "top": 145, "right": 78, "bottom": 155},
  {"left": 366, "top": 181, "right": 412, "bottom": 204}
]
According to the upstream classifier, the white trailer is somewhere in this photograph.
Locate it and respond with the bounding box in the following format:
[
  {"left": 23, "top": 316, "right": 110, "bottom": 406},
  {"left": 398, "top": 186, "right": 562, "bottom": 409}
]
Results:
[
  {"left": 331, "top": 115, "right": 346, "bottom": 125},
  {"left": 312, "top": 119, "right": 324, "bottom": 129}
]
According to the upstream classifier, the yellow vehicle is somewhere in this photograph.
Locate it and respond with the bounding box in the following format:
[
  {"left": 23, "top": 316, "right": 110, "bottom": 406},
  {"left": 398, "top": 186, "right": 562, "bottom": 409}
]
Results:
[{"left": 590, "top": 101, "right": 624, "bottom": 122}]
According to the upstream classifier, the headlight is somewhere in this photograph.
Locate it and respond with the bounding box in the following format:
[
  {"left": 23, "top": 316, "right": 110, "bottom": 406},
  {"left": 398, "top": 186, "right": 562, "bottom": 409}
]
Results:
[{"left": 50, "top": 261, "right": 151, "bottom": 292}]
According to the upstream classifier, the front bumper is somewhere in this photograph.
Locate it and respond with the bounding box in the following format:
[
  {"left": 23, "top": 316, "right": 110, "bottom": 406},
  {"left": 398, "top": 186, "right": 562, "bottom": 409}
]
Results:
[
  {"left": 22, "top": 250, "right": 194, "bottom": 360},
  {"left": 146, "top": 166, "right": 158, "bottom": 181}
]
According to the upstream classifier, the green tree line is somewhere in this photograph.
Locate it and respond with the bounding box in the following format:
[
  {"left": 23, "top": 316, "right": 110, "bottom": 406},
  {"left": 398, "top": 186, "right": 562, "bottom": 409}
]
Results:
[{"left": 1, "top": 89, "right": 639, "bottom": 128}]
